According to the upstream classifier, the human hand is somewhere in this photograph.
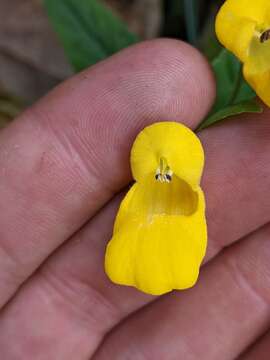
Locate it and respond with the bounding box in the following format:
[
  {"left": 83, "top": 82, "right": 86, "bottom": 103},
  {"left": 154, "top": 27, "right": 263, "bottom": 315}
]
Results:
[{"left": 0, "top": 39, "right": 270, "bottom": 360}]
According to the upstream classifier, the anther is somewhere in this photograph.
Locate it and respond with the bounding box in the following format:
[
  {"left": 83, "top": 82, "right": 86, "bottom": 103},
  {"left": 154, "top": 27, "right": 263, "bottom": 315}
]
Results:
[
  {"left": 155, "top": 159, "right": 173, "bottom": 183},
  {"left": 260, "top": 29, "right": 270, "bottom": 43}
]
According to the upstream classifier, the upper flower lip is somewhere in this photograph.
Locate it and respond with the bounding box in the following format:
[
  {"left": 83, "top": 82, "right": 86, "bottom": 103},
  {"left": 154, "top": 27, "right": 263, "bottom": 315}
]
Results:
[
  {"left": 130, "top": 121, "right": 205, "bottom": 189},
  {"left": 215, "top": 0, "right": 270, "bottom": 61}
]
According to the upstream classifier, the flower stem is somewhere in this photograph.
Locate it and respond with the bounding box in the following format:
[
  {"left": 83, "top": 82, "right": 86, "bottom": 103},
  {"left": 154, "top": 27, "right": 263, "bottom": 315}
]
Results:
[{"left": 184, "top": 0, "right": 198, "bottom": 46}]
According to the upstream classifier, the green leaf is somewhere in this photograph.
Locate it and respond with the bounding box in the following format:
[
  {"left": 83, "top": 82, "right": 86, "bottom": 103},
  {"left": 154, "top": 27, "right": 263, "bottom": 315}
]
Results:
[
  {"left": 198, "top": 48, "right": 263, "bottom": 130},
  {"left": 44, "top": 0, "right": 139, "bottom": 72},
  {"left": 197, "top": 99, "right": 262, "bottom": 131},
  {"left": 211, "top": 49, "right": 255, "bottom": 113}
]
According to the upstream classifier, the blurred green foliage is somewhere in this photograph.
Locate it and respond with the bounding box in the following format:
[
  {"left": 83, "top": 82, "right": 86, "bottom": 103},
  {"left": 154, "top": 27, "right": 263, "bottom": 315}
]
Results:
[
  {"left": 44, "top": 0, "right": 138, "bottom": 72},
  {"left": 41, "top": 0, "right": 262, "bottom": 130}
]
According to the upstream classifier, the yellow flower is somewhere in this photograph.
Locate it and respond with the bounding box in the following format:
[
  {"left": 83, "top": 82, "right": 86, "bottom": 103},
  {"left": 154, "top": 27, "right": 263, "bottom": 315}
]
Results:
[
  {"left": 216, "top": 0, "right": 270, "bottom": 106},
  {"left": 105, "top": 122, "right": 207, "bottom": 295}
]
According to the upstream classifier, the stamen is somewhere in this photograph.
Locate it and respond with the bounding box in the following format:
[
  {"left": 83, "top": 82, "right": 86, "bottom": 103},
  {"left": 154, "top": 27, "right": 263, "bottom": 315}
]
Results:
[
  {"left": 260, "top": 29, "right": 270, "bottom": 43},
  {"left": 155, "top": 158, "right": 173, "bottom": 183}
]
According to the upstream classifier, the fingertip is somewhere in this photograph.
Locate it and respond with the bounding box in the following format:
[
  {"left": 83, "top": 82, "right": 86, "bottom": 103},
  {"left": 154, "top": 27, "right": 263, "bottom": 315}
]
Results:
[{"left": 113, "top": 38, "right": 216, "bottom": 126}]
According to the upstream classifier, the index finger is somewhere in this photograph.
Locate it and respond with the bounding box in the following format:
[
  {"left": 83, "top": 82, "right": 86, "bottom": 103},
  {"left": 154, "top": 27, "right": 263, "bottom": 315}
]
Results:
[{"left": 0, "top": 39, "right": 215, "bottom": 308}]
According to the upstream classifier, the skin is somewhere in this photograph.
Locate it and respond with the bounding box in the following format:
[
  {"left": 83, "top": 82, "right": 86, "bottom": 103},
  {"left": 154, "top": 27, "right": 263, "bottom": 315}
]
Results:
[{"left": 0, "top": 39, "right": 269, "bottom": 359}]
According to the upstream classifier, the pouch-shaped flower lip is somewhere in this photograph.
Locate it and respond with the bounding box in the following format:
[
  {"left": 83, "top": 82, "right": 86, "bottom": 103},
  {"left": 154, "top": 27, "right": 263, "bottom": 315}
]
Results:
[
  {"left": 105, "top": 122, "right": 207, "bottom": 296},
  {"left": 215, "top": 0, "right": 270, "bottom": 106}
]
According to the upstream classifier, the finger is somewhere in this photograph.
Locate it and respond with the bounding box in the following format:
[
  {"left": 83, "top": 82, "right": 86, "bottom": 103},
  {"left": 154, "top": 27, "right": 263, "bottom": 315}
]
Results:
[
  {"left": 0, "top": 39, "right": 215, "bottom": 308},
  {"left": 239, "top": 331, "right": 270, "bottom": 360},
  {"left": 1, "top": 108, "right": 270, "bottom": 359},
  {"left": 201, "top": 108, "right": 270, "bottom": 258},
  {"left": 93, "top": 222, "right": 270, "bottom": 360}
]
